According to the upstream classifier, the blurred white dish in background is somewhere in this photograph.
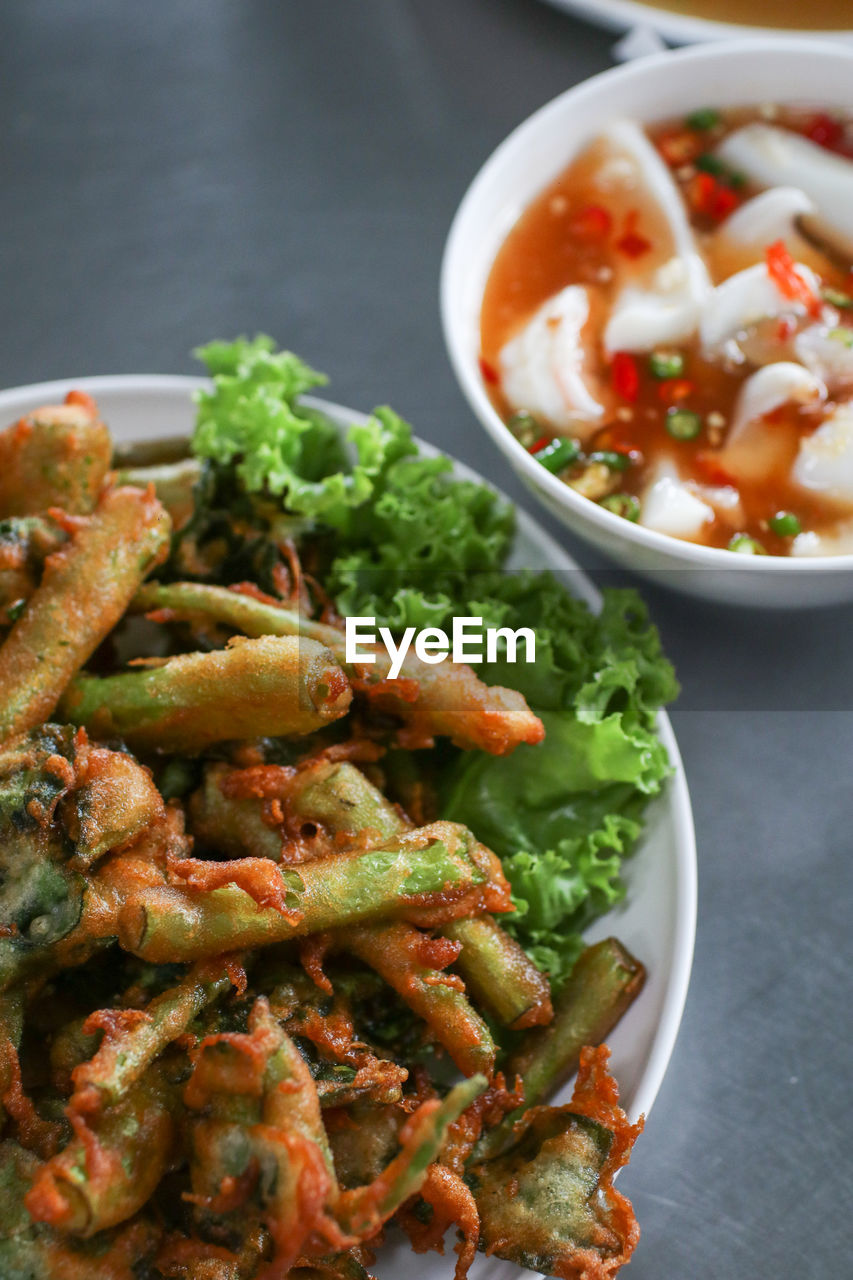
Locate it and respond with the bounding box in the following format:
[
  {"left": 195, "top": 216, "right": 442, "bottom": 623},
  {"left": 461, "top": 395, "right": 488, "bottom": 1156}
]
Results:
[{"left": 538, "top": 0, "right": 853, "bottom": 46}]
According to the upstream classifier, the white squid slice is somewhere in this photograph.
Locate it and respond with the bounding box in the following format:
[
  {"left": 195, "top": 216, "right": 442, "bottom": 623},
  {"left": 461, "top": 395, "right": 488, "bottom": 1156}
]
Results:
[
  {"left": 639, "top": 460, "right": 714, "bottom": 540},
  {"left": 794, "top": 325, "right": 853, "bottom": 391},
  {"left": 719, "top": 362, "right": 826, "bottom": 483},
  {"left": 792, "top": 401, "right": 853, "bottom": 505},
  {"left": 727, "top": 362, "right": 827, "bottom": 446},
  {"left": 791, "top": 524, "right": 853, "bottom": 557},
  {"left": 499, "top": 285, "right": 606, "bottom": 435},
  {"left": 713, "top": 187, "right": 816, "bottom": 265},
  {"left": 700, "top": 262, "right": 821, "bottom": 361},
  {"left": 717, "top": 124, "right": 853, "bottom": 262},
  {"left": 601, "top": 120, "right": 711, "bottom": 353}
]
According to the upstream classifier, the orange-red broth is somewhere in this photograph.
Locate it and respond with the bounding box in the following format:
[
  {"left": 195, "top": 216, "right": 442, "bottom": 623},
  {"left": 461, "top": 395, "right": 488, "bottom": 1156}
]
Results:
[{"left": 480, "top": 107, "right": 853, "bottom": 556}]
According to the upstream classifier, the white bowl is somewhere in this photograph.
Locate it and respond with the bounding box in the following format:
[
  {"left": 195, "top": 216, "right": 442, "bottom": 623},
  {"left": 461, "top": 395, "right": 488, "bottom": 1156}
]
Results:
[
  {"left": 441, "top": 38, "right": 853, "bottom": 607},
  {"left": 541, "top": 0, "right": 853, "bottom": 46}
]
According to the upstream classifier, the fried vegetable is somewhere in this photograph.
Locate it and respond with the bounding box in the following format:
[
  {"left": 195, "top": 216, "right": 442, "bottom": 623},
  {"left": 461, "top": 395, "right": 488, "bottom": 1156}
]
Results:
[
  {"left": 0, "top": 394, "right": 112, "bottom": 518},
  {"left": 188, "top": 762, "right": 285, "bottom": 861},
  {"left": 61, "top": 635, "right": 352, "bottom": 752},
  {"left": 346, "top": 922, "right": 496, "bottom": 1078},
  {"left": 118, "top": 821, "right": 490, "bottom": 963},
  {"left": 443, "top": 914, "right": 553, "bottom": 1031},
  {"left": 1, "top": 1138, "right": 161, "bottom": 1278},
  {"left": 289, "top": 760, "right": 546, "bottom": 1035},
  {"left": 69, "top": 958, "right": 240, "bottom": 1112},
  {"left": 0, "top": 516, "right": 67, "bottom": 622},
  {"left": 475, "top": 939, "right": 644, "bottom": 1162},
  {"left": 25, "top": 1060, "right": 180, "bottom": 1236},
  {"left": 115, "top": 457, "right": 202, "bottom": 529},
  {"left": 132, "top": 581, "right": 545, "bottom": 755},
  {"left": 0, "top": 726, "right": 169, "bottom": 991},
  {"left": 0, "top": 486, "right": 171, "bottom": 743},
  {"left": 468, "top": 1047, "right": 643, "bottom": 1279}
]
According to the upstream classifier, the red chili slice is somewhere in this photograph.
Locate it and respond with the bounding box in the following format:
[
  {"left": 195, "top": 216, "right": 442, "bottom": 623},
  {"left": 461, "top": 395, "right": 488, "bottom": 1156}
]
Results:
[
  {"left": 479, "top": 356, "right": 499, "bottom": 386},
  {"left": 569, "top": 204, "right": 613, "bottom": 239},
  {"left": 611, "top": 352, "right": 640, "bottom": 402},
  {"left": 528, "top": 435, "right": 552, "bottom": 455},
  {"left": 695, "top": 452, "right": 736, "bottom": 487},
  {"left": 765, "top": 240, "right": 822, "bottom": 317},
  {"left": 615, "top": 211, "right": 651, "bottom": 259},
  {"left": 806, "top": 112, "right": 844, "bottom": 151},
  {"left": 658, "top": 378, "right": 695, "bottom": 404}
]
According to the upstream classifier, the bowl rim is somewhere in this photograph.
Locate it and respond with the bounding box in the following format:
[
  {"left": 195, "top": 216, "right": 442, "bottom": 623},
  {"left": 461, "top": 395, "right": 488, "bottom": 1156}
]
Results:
[
  {"left": 441, "top": 35, "right": 853, "bottom": 574},
  {"left": 540, "top": 0, "right": 853, "bottom": 46}
]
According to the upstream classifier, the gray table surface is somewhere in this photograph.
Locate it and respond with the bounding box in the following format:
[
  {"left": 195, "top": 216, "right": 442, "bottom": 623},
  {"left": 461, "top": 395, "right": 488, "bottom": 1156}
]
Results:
[{"left": 2, "top": 2, "right": 851, "bottom": 1276}]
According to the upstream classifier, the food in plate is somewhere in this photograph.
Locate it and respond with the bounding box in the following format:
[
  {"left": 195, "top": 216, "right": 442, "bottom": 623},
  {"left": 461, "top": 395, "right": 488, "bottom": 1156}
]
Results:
[
  {"left": 481, "top": 104, "right": 853, "bottom": 556},
  {"left": 0, "top": 338, "right": 677, "bottom": 1279},
  {"left": 627, "top": 0, "right": 852, "bottom": 31}
]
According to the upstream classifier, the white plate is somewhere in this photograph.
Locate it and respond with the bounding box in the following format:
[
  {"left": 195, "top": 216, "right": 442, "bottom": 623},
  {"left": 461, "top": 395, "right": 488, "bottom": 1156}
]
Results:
[
  {"left": 0, "top": 374, "right": 697, "bottom": 1277},
  {"left": 541, "top": 0, "right": 853, "bottom": 44}
]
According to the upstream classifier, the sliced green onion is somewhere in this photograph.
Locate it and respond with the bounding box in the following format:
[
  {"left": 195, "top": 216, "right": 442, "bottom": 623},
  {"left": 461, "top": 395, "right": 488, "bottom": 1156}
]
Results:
[
  {"left": 729, "top": 534, "right": 766, "bottom": 555},
  {"left": 822, "top": 288, "right": 853, "bottom": 310},
  {"left": 695, "top": 152, "right": 725, "bottom": 175},
  {"left": 535, "top": 437, "right": 581, "bottom": 474},
  {"left": 506, "top": 410, "right": 542, "bottom": 448},
  {"left": 599, "top": 493, "right": 640, "bottom": 522},
  {"left": 649, "top": 350, "right": 685, "bottom": 380},
  {"left": 588, "top": 449, "right": 631, "bottom": 472},
  {"left": 5, "top": 598, "right": 26, "bottom": 624},
  {"left": 686, "top": 107, "right": 720, "bottom": 131},
  {"left": 828, "top": 328, "right": 853, "bottom": 348},
  {"left": 768, "top": 511, "right": 801, "bottom": 537},
  {"left": 665, "top": 409, "right": 702, "bottom": 440}
]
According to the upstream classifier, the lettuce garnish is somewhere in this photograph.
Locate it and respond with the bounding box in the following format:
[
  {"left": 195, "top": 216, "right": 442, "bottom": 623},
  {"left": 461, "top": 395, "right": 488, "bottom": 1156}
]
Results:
[{"left": 189, "top": 337, "right": 678, "bottom": 991}]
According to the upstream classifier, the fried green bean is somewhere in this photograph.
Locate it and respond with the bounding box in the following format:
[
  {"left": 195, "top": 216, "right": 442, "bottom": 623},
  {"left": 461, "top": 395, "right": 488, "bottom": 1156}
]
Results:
[
  {"left": 346, "top": 921, "right": 496, "bottom": 1077},
  {"left": 70, "top": 959, "right": 239, "bottom": 1111},
  {"left": 188, "top": 762, "right": 284, "bottom": 861},
  {"left": 0, "top": 991, "right": 25, "bottom": 1129},
  {"left": 118, "top": 821, "right": 487, "bottom": 963},
  {"left": 476, "top": 938, "right": 645, "bottom": 1160},
  {"left": 25, "top": 1062, "right": 178, "bottom": 1236},
  {"left": 60, "top": 634, "right": 352, "bottom": 752},
  {"left": 0, "top": 486, "right": 171, "bottom": 742},
  {"left": 132, "top": 581, "right": 544, "bottom": 755},
  {"left": 335, "top": 1074, "right": 486, "bottom": 1238},
  {"left": 0, "top": 395, "right": 112, "bottom": 517},
  {"left": 290, "top": 761, "right": 544, "bottom": 1032},
  {"left": 1, "top": 1140, "right": 161, "bottom": 1279},
  {"left": 443, "top": 915, "right": 553, "bottom": 1030},
  {"left": 115, "top": 458, "right": 202, "bottom": 529},
  {"left": 0, "top": 516, "right": 68, "bottom": 621}
]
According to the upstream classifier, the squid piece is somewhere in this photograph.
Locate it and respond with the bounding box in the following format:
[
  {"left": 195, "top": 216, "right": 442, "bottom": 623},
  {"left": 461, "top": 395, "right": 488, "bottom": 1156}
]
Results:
[
  {"left": 790, "top": 523, "right": 853, "bottom": 557},
  {"left": 794, "top": 324, "right": 853, "bottom": 391},
  {"left": 638, "top": 461, "right": 714, "bottom": 540},
  {"left": 601, "top": 119, "right": 711, "bottom": 353},
  {"left": 700, "top": 261, "right": 822, "bottom": 362},
  {"left": 719, "top": 362, "right": 827, "bottom": 483},
  {"left": 717, "top": 123, "right": 853, "bottom": 265},
  {"left": 499, "top": 285, "right": 608, "bottom": 436},
  {"left": 711, "top": 187, "right": 822, "bottom": 275},
  {"left": 792, "top": 401, "right": 853, "bottom": 505}
]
